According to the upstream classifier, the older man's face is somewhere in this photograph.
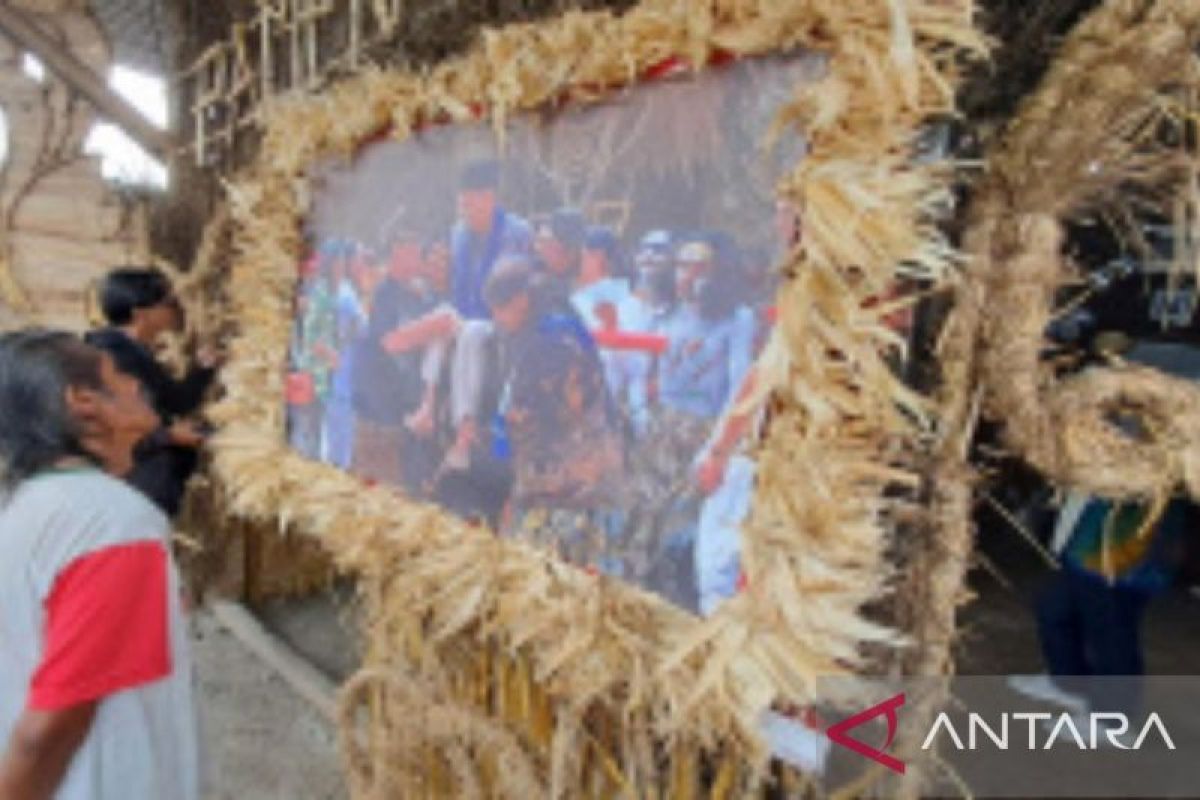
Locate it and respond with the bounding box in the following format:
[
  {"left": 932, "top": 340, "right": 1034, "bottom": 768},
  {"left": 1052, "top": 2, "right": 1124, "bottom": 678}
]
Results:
[{"left": 68, "top": 352, "right": 159, "bottom": 459}]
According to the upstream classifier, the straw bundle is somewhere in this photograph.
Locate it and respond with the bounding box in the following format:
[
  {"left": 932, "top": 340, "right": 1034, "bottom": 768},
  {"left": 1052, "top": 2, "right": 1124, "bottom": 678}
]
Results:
[
  {"left": 961, "top": 0, "right": 1200, "bottom": 501},
  {"left": 210, "top": 0, "right": 983, "bottom": 794}
]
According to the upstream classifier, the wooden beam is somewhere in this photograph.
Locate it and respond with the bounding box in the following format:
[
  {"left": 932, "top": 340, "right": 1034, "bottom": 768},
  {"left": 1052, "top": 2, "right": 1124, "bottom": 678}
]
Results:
[{"left": 0, "top": 3, "right": 176, "bottom": 160}]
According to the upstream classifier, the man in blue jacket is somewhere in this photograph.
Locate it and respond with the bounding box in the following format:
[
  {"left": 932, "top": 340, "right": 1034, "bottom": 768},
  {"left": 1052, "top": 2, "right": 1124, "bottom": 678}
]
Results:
[{"left": 449, "top": 160, "right": 531, "bottom": 321}]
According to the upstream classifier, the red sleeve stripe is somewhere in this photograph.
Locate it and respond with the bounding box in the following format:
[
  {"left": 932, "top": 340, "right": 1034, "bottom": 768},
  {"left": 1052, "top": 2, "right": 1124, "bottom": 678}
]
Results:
[{"left": 29, "top": 540, "right": 172, "bottom": 711}]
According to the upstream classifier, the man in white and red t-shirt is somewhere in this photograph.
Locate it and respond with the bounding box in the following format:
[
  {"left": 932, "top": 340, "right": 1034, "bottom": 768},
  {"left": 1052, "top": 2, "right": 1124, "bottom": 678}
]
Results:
[{"left": 0, "top": 329, "right": 200, "bottom": 800}]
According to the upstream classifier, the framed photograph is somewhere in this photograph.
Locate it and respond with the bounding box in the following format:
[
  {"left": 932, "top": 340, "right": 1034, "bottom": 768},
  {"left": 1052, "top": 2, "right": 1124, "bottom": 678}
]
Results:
[
  {"left": 285, "top": 53, "right": 822, "bottom": 616},
  {"left": 215, "top": 1, "right": 979, "bottom": 793}
]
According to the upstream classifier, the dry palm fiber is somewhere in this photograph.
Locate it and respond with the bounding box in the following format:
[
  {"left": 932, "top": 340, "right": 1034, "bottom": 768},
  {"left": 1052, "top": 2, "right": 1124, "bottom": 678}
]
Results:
[
  {"left": 960, "top": 0, "right": 1200, "bottom": 500},
  {"left": 153, "top": 207, "right": 339, "bottom": 598},
  {"left": 149, "top": 203, "right": 233, "bottom": 382},
  {"left": 209, "top": 0, "right": 983, "bottom": 795},
  {"left": 339, "top": 667, "right": 546, "bottom": 800}
]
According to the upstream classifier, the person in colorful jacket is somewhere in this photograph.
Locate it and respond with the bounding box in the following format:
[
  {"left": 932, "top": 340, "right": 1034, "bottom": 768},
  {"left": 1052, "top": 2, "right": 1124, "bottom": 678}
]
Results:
[
  {"left": 290, "top": 246, "right": 338, "bottom": 458},
  {"left": 485, "top": 258, "right": 624, "bottom": 562},
  {"left": 1010, "top": 487, "right": 1187, "bottom": 717}
]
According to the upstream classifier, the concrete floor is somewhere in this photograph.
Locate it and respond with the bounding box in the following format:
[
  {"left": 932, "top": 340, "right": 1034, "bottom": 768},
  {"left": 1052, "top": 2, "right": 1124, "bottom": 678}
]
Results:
[
  {"left": 192, "top": 612, "right": 347, "bottom": 800},
  {"left": 192, "top": 522, "right": 1200, "bottom": 800},
  {"left": 257, "top": 583, "right": 362, "bottom": 682}
]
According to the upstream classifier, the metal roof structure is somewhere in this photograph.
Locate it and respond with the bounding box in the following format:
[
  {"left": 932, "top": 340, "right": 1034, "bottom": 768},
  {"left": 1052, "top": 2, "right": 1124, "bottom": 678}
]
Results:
[{"left": 89, "top": 0, "right": 171, "bottom": 71}]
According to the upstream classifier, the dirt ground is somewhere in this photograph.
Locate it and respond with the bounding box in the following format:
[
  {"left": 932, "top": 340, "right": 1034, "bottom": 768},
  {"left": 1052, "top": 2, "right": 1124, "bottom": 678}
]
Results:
[{"left": 192, "top": 612, "right": 347, "bottom": 800}]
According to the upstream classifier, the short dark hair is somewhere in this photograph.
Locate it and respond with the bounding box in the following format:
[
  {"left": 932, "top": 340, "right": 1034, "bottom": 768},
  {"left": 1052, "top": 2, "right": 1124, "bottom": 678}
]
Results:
[
  {"left": 460, "top": 160, "right": 500, "bottom": 191},
  {"left": 547, "top": 208, "right": 586, "bottom": 252},
  {"left": 583, "top": 225, "right": 626, "bottom": 278},
  {"left": 99, "top": 268, "right": 173, "bottom": 326},
  {"left": 0, "top": 329, "right": 104, "bottom": 488},
  {"left": 483, "top": 256, "right": 534, "bottom": 309}
]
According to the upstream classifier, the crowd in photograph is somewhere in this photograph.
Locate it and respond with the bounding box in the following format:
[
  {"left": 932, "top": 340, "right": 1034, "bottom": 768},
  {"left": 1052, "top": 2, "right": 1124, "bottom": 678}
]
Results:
[{"left": 288, "top": 160, "right": 792, "bottom": 613}]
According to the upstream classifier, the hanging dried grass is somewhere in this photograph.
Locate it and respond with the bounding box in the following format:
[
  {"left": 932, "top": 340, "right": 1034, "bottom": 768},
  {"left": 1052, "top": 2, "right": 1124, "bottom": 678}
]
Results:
[
  {"left": 962, "top": 0, "right": 1200, "bottom": 500},
  {"left": 339, "top": 667, "right": 546, "bottom": 800},
  {"left": 211, "top": 0, "right": 983, "bottom": 794}
]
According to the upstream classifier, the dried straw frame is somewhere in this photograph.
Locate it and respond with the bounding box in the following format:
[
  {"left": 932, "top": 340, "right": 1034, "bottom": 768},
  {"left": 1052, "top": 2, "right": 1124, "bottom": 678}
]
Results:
[
  {"left": 959, "top": 0, "right": 1200, "bottom": 502},
  {"left": 210, "top": 0, "right": 983, "bottom": 793}
]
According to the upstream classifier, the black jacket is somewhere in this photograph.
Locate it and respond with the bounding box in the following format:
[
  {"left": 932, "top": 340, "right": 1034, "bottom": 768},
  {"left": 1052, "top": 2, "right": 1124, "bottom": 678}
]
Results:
[
  {"left": 85, "top": 328, "right": 215, "bottom": 420},
  {"left": 85, "top": 328, "right": 216, "bottom": 516}
]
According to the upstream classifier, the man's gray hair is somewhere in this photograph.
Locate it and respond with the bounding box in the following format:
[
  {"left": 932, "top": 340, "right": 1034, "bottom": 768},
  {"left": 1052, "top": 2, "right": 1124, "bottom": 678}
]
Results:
[{"left": 0, "top": 329, "right": 103, "bottom": 489}]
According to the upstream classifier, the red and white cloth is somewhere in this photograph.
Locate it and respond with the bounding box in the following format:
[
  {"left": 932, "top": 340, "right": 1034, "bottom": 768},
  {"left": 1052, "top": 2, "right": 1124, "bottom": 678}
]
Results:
[{"left": 0, "top": 468, "right": 199, "bottom": 800}]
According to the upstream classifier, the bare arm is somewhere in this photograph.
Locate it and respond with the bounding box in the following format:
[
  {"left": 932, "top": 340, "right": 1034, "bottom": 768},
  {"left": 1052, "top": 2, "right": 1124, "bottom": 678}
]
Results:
[
  {"left": 0, "top": 702, "right": 97, "bottom": 800},
  {"left": 383, "top": 306, "right": 462, "bottom": 354},
  {"left": 710, "top": 368, "right": 759, "bottom": 459},
  {"left": 696, "top": 368, "right": 760, "bottom": 494}
]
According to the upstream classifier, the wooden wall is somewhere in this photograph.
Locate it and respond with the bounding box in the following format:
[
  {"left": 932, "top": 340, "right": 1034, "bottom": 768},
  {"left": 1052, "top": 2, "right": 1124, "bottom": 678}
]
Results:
[{"left": 0, "top": 3, "right": 149, "bottom": 331}]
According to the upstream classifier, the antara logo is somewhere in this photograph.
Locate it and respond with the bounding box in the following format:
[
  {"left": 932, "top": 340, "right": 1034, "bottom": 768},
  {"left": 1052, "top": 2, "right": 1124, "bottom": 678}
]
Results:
[
  {"left": 826, "top": 693, "right": 906, "bottom": 774},
  {"left": 920, "top": 712, "right": 1176, "bottom": 751}
]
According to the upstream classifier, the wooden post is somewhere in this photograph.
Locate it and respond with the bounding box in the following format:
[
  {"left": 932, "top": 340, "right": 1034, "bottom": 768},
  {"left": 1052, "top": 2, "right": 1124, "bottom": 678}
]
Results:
[
  {"left": 228, "top": 23, "right": 257, "bottom": 146},
  {"left": 288, "top": 0, "right": 302, "bottom": 89},
  {"left": 0, "top": 3, "right": 176, "bottom": 160},
  {"left": 257, "top": 0, "right": 286, "bottom": 100},
  {"left": 191, "top": 57, "right": 209, "bottom": 165},
  {"left": 349, "top": 0, "right": 361, "bottom": 69},
  {"left": 294, "top": 0, "right": 333, "bottom": 90}
]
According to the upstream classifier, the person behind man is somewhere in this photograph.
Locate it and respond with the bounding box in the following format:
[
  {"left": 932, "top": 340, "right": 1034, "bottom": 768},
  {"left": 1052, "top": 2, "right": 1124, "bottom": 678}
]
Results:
[
  {"left": 0, "top": 330, "right": 199, "bottom": 800},
  {"left": 484, "top": 257, "right": 624, "bottom": 566},
  {"left": 450, "top": 160, "right": 531, "bottom": 321},
  {"left": 85, "top": 268, "right": 216, "bottom": 516}
]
